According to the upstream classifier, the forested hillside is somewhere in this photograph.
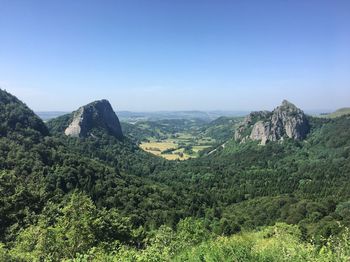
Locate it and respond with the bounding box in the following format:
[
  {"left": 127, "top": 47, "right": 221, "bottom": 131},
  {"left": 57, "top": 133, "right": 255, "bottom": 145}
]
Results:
[{"left": 1, "top": 88, "right": 350, "bottom": 261}]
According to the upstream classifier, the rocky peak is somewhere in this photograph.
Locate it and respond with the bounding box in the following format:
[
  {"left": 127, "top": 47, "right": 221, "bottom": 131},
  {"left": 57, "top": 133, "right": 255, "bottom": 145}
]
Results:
[
  {"left": 243, "top": 110, "right": 271, "bottom": 125},
  {"left": 281, "top": 99, "right": 295, "bottom": 107},
  {"left": 64, "top": 99, "right": 123, "bottom": 139},
  {"left": 235, "top": 100, "right": 309, "bottom": 145}
]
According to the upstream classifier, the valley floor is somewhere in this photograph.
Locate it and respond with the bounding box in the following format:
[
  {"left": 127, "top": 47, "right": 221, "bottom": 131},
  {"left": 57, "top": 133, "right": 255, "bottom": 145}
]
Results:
[{"left": 139, "top": 133, "right": 214, "bottom": 160}]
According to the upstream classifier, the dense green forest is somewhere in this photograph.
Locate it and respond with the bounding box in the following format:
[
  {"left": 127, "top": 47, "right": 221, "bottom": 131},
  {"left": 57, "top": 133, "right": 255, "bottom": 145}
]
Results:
[{"left": 1, "top": 88, "right": 350, "bottom": 261}]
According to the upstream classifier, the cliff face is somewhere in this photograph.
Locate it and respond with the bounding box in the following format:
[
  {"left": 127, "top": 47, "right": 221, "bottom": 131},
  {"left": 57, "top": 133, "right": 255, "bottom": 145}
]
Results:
[
  {"left": 235, "top": 100, "right": 309, "bottom": 145},
  {"left": 64, "top": 99, "right": 123, "bottom": 139}
]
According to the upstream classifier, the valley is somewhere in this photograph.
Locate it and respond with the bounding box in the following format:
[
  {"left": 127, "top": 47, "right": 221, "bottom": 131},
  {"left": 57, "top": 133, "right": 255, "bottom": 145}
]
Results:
[
  {"left": 122, "top": 118, "right": 242, "bottom": 160},
  {"left": 1, "top": 88, "right": 350, "bottom": 261},
  {"left": 139, "top": 134, "right": 214, "bottom": 160},
  {"left": 127, "top": 119, "right": 216, "bottom": 160}
]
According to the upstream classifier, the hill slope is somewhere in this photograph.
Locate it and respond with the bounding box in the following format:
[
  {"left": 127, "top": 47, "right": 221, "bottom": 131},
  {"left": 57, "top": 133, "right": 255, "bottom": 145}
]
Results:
[
  {"left": 323, "top": 107, "right": 350, "bottom": 118},
  {"left": 0, "top": 89, "right": 48, "bottom": 138},
  {"left": 47, "top": 99, "right": 123, "bottom": 139},
  {"left": 235, "top": 100, "right": 309, "bottom": 144},
  {"left": 0, "top": 90, "right": 178, "bottom": 246}
]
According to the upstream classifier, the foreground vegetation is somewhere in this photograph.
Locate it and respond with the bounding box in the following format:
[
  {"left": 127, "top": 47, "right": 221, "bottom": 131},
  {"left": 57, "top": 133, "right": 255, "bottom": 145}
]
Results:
[{"left": 1, "top": 192, "right": 350, "bottom": 261}]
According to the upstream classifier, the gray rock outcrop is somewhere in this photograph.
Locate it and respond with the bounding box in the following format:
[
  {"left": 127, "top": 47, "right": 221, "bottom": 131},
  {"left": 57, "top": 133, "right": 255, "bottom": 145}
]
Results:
[
  {"left": 235, "top": 100, "right": 309, "bottom": 145},
  {"left": 65, "top": 99, "right": 123, "bottom": 139}
]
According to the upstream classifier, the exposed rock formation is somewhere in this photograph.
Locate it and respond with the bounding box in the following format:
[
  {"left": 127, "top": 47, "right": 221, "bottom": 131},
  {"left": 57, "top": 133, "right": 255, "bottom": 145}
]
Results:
[
  {"left": 65, "top": 99, "right": 123, "bottom": 139},
  {"left": 235, "top": 100, "right": 309, "bottom": 145}
]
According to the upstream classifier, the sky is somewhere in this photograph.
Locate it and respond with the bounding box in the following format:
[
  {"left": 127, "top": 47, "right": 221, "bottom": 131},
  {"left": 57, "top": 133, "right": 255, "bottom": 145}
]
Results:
[{"left": 0, "top": 0, "right": 349, "bottom": 112}]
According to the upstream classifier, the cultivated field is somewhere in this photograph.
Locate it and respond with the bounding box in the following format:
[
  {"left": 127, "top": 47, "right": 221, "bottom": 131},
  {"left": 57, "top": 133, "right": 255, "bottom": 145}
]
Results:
[
  {"left": 123, "top": 118, "right": 238, "bottom": 161},
  {"left": 140, "top": 134, "right": 214, "bottom": 161}
]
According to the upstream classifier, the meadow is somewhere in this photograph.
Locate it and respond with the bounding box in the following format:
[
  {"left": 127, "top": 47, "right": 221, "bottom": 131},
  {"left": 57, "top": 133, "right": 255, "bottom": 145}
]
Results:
[
  {"left": 122, "top": 119, "right": 222, "bottom": 160},
  {"left": 140, "top": 132, "right": 214, "bottom": 160}
]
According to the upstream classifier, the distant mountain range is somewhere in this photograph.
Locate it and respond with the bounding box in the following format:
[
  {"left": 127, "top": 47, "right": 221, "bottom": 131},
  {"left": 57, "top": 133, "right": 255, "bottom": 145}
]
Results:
[
  {"left": 35, "top": 111, "right": 70, "bottom": 121},
  {"left": 36, "top": 110, "right": 250, "bottom": 122},
  {"left": 36, "top": 109, "right": 342, "bottom": 122}
]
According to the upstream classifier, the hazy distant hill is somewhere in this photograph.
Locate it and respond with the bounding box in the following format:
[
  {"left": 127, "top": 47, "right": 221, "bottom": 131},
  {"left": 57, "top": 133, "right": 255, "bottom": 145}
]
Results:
[
  {"left": 201, "top": 116, "right": 243, "bottom": 143},
  {"left": 104, "top": 110, "right": 248, "bottom": 122},
  {"left": 37, "top": 110, "right": 248, "bottom": 122},
  {"left": 36, "top": 111, "right": 68, "bottom": 120},
  {"left": 321, "top": 107, "right": 350, "bottom": 118}
]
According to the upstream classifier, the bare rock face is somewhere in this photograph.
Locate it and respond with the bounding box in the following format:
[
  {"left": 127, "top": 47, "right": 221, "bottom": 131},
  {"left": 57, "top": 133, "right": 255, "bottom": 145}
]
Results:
[
  {"left": 235, "top": 100, "right": 309, "bottom": 145},
  {"left": 249, "top": 121, "right": 271, "bottom": 145},
  {"left": 65, "top": 99, "right": 123, "bottom": 139}
]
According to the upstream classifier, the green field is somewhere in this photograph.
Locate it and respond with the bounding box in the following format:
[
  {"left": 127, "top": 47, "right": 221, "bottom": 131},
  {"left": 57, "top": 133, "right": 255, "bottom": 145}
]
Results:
[
  {"left": 140, "top": 133, "right": 214, "bottom": 160},
  {"left": 140, "top": 140, "right": 191, "bottom": 160},
  {"left": 122, "top": 119, "right": 222, "bottom": 160}
]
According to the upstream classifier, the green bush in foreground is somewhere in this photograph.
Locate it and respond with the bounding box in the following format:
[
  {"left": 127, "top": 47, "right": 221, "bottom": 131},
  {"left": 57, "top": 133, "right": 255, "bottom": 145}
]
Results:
[
  {"left": 2, "top": 193, "right": 350, "bottom": 261},
  {"left": 69, "top": 224, "right": 350, "bottom": 261},
  {"left": 114, "top": 223, "right": 350, "bottom": 262}
]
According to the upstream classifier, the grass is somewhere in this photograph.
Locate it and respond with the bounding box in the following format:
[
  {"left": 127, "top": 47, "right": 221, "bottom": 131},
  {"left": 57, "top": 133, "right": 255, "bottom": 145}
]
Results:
[
  {"left": 140, "top": 140, "right": 192, "bottom": 160},
  {"left": 192, "top": 145, "right": 211, "bottom": 153},
  {"left": 140, "top": 132, "right": 216, "bottom": 161},
  {"left": 140, "top": 141, "right": 177, "bottom": 152},
  {"left": 73, "top": 223, "right": 350, "bottom": 261}
]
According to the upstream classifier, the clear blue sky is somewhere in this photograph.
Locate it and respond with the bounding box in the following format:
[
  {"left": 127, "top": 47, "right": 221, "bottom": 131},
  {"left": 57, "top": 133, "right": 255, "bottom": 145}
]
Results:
[{"left": 0, "top": 0, "right": 349, "bottom": 111}]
